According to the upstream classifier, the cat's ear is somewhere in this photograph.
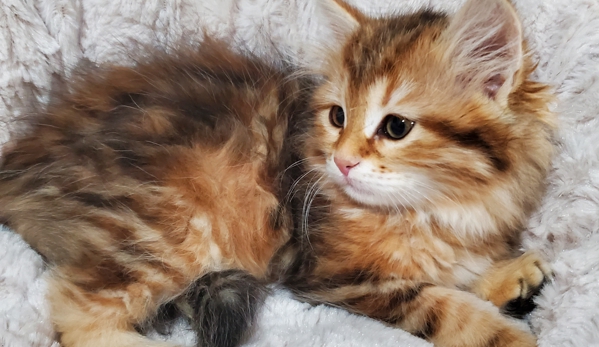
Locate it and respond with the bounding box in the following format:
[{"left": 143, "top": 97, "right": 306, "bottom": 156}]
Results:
[
  {"left": 301, "top": 0, "right": 364, "bottom": 69},
  {"left": 443, "top": 0, "right": 523, "bottom": 102},
  {"left": 316, "top": 0, "right": 365, "bottom": 42}
]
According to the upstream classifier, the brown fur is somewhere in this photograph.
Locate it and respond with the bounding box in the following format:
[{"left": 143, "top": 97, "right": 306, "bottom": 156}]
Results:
[
  {"left": 0, "top": 40, "right": 310, "bottom": 347},
  {"left": 0, "top": 0, "right": 555, "bottom": 346}
]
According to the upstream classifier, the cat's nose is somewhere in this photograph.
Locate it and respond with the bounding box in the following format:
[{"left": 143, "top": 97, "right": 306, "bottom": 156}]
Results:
[{"left": 334, "top": 156, "right": 360, "bottom": 176}]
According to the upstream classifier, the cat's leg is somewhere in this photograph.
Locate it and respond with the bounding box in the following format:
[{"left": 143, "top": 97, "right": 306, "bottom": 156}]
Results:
[
  {"left": 47, "top": 271, "right": 180, "bottom": 347},
  {"left": 305, "top": 281, "right": 536, "bottom": 347},
  {"left": 471, "top": 251, "right": 552, "bottom": 318}
]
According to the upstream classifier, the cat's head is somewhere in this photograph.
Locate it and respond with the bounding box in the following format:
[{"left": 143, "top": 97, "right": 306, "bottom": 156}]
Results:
[{"left": 303, "top": 0, "right": 555, "bottom": 213}]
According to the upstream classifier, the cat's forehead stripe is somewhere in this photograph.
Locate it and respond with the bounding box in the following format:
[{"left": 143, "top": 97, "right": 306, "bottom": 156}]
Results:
[
  {"left": 342, "top": 12, "right": 448, "bottom": 86},
  {"left": 361, "top": 79, "right": 414, "bottom": 137},
  {"left": 387, "top": 81, "right": 414, "bottom": 109},
  {"left": 362, "top": 79, "right": 388, "bottom": 137},
  {"left": 381, "top": 79, "right": 396, "bottom": 106}
]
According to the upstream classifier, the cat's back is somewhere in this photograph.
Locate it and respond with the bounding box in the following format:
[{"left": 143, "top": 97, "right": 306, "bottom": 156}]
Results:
[
  {"left": 4, "top": 40, "right": 295, "bottom": 179},
  {"left": 0, "top": 40, "right": 306, "bottom": 280}
]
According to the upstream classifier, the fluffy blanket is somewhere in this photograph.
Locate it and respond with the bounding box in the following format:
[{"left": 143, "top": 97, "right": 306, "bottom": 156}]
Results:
[{"left": 1, "top": 0, "right": 599, "bottom": 346}]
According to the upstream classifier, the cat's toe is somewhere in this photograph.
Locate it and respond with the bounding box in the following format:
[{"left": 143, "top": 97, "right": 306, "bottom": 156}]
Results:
[
  {"left": 501, "top": 281, "right": 546, "bottom": 319},
  {"left": 516, "top": 251, "right": 551, "bottom": 297},
  {"left": 501, "top": 251, "right": 551, "bottom": 318}
]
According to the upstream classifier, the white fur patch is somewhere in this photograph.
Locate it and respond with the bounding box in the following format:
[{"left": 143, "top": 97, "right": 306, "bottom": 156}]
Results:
[
  {"left": 190, "top": 215, "right": 224, "bottom": 269},
  {"left": 430, "top": 203, "right": 497, "bottom": 239},
  {"left": 190, "top": 215, "right": 213, "bottom": 237}
]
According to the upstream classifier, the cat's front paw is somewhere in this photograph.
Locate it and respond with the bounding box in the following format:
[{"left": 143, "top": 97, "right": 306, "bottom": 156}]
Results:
[
  {"left": 474, "top": 251, "right": 552, "bottom": 318},
  {"left": 501, "top": 251, "right": 552, "bottom": 318}
]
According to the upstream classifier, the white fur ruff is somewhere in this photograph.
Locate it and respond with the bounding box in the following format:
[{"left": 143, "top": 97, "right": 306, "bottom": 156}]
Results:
[{"left": 1, "top": 0, "right": 598, "bottom": 346}]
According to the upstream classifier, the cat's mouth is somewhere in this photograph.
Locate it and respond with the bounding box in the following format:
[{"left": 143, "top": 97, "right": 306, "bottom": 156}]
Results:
[
  {"left": 327, "top": 168, "right": 429, "bottom": 209},
  {"left": 323, "top": 161, "right": 378, "bottom": 203},
  {"left": 324, "top": 159, "right": 394, "bottom": 206}
]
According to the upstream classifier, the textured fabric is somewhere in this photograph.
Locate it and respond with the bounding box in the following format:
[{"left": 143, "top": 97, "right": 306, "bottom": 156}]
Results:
[{"left": 0, "top": 0, "right": 598, "bottom": 346}]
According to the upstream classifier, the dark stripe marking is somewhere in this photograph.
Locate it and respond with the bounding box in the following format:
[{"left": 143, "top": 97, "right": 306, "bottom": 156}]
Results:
[
  {"left": 340, "top": 283, "right": 433, "bottom": 325},
  {"left": 414, "top": 306, "right": 441, "bottom": 339},
  {"left": 422, "top": 120, "right": 509, "bottom": 172},
  {"left": 484, "top": 332, "right": 503, "bottom": 347},
  {"left": 71, "top": 192, "right": 132, "bottom": 209}
]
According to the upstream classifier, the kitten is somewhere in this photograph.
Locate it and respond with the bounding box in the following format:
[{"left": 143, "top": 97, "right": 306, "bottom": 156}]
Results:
[
  {"left": 0, "top": 1, "right": 555, "bottom": 347},
  {"left": 278, "top": 0, "right": 555, "bottom": 346}
]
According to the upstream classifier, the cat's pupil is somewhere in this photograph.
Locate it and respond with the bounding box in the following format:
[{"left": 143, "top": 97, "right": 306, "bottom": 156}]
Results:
[
  {"left": 329, "top": 106, "right": 345, "bottom": 128},
  {"left": 383, "top": 115, "right": 414, "bottom": 140}
]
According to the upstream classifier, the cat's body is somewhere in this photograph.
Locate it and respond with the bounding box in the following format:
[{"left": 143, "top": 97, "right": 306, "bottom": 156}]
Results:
[
  {"left": 0, "top": 0, "right": 555, "bottom": 347},
  {"left": 0, "top": 42, "right": 307, "bottom": 347}
]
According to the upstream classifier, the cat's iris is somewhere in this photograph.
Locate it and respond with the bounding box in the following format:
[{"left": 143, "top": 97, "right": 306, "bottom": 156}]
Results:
[
  {"left": 382, "top": 115, "right": 414, "bottom": 140},
  {"left": 329, "top": 105, "right": 345, "bottom": 128}
]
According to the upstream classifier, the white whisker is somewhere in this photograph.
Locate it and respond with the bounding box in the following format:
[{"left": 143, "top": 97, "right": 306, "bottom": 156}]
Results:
[{"left": 301, "top": 174, "right": 325, "bottom": 250}]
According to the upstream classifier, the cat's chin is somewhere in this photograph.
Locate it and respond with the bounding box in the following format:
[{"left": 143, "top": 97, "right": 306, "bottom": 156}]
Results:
[
  {"left": 342, "top": 185, "right": 385, "bottom": 207},
  {"left": 336, "top": 179, "right": 411, "bottom": 211}
]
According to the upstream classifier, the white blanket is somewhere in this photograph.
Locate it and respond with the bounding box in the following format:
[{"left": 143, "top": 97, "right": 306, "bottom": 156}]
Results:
[{"left": 1, "top": 0, "right": 598, "bottom": 346}]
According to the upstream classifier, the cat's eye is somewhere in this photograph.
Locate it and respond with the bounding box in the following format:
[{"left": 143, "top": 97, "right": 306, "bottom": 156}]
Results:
[
  {"left": 381, "top": 115, "right": 414, "bottom": 140},
  {"left": 329, "top": 105, "right": 345, "bottom": 128}
]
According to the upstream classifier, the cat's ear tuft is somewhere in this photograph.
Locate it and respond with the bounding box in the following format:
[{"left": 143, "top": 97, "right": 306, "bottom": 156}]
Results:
[{"left": 443, "top": 0, "right": 523, "bottom": 102}]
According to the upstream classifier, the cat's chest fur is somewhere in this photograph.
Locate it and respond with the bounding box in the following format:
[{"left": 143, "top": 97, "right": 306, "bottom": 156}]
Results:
[{"left": 309, "top": 206, "right": 503, "bottom": 289}]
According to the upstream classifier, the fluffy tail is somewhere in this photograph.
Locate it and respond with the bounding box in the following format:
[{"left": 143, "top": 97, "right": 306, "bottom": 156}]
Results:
[{"left": 146, "top": 270, "right": 268, "bottom": 347}]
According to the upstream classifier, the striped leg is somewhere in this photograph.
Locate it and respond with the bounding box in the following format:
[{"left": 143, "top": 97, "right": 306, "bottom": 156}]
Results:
[
  {"left": 306, "top": 281, "right": 536, "bottom": 347},
  {"left": 48, "top": 272, "right": 180, "bottom": 347}
]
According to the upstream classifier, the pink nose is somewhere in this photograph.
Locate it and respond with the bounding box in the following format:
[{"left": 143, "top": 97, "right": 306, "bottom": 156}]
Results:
[{"left": 334, "top": 156, "right": 360, "bottom": 176}]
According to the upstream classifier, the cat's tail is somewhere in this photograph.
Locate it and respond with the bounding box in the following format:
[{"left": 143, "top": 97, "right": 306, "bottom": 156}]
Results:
[{"left": 145, "top": 270, "right": 268, "bottom": 347}]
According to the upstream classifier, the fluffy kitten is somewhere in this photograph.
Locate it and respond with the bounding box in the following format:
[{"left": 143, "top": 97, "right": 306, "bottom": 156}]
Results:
[
  {"left": 278, "top": 0, "right": 555, "bottom": 346},
  {"left": 0, "top": 0, "right": 555, "bottom": 347}
]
